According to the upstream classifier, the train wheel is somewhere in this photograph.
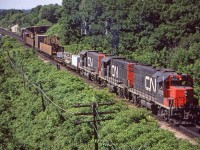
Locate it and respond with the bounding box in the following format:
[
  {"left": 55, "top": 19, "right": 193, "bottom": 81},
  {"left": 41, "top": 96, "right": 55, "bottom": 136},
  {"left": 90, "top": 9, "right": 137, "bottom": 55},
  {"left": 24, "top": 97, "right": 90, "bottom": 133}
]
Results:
[
  {"left": 90, "top": 75, "right": 94, "bottom": 81},
  {"left": 160, "top": 109, "right": 168, "bottom": 121},
  {"left": 120, "top": 89, "right": 124, "bottom": 98},
  {"left": 117, "top": 87, "right": 121, "bottom": 97},
  {"left": 132, "top": 95, "right": 136, "bottom": 103},
  {"left": 101, "top": 80, "right": 107, "bottom": 87},
  {"left": 136, "top": 97, "right": 141, "bottom": 107},
  {"left": 87, "top": 73, "right": 90, "bottom": 80},
  {"left": 133, "top": 95, "right": 138, "bottom": 104},
  {"left": 174, "top": 118, "right": 181, "bottom": 126},
  {"left": 128, "top": 93, "right": 132, "bottom": 101},
  {"left": 164, "top": 110, "right": 169, "bottom": 121},
  {"left": 152, "top": 108, "right": 158, "bottom": 115}
]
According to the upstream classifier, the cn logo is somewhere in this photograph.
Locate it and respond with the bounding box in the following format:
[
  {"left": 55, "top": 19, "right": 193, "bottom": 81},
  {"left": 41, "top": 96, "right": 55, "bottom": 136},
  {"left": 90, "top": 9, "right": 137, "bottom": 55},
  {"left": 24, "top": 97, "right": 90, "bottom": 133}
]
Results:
[
  {"left": 111, "top": 65, "right": 118, "bottom": 78},
  {"left": 145, "top": 76, "right": 156, "bottom": 93},
  {"left": 87, "top": 57, "right": 93, "bottom": 67}
]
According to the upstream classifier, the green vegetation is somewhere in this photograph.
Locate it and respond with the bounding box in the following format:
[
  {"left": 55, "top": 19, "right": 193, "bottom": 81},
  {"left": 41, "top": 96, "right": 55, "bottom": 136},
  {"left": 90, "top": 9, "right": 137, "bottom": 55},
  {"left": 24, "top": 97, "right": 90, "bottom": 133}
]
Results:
[
  {"left": 1, "top": 37, "right": 199, "bottom": 149},
  {"left": 0, "top": 4, "right": 62, "bottom": 29},
  {"left": 0, "top": 9, "right": 24, "bottom": 29}
]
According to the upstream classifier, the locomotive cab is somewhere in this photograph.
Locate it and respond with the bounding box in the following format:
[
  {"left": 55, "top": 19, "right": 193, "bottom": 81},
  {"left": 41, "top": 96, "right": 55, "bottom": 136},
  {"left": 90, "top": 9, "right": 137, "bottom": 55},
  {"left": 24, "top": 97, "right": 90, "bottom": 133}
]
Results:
[
  {"left": 157, "top": 71, "right": 195, "bottom": 108},
  {"left": 168, "top": 74, "right": 195, "bottom": 107}
]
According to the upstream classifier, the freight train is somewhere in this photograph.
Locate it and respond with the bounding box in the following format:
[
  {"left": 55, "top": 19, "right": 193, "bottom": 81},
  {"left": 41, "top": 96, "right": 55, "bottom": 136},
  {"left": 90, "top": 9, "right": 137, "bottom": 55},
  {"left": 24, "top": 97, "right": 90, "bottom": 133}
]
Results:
[{"left": 21, "top": 25, "right": 200, "bottom": 124}]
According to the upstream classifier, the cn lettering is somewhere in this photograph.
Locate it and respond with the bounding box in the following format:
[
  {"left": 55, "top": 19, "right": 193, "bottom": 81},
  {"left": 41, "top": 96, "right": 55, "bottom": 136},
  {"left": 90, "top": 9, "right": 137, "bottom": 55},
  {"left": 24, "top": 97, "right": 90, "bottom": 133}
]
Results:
[
  {"left": 87, "top": 57, "right": 93, "bottom": 67},
  {"left": 111, "top": 65, "right": 118, "bottom": 78},
  {"left": 145, "top": 76, "right": 156, "bottom": 93}
]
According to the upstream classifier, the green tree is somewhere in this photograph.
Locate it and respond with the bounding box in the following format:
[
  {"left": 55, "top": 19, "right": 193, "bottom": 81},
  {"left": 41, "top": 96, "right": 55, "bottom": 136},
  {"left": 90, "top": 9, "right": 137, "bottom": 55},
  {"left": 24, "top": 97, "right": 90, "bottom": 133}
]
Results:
[{"left": 39, "top": 4, "right": 62, "bottom": 23}]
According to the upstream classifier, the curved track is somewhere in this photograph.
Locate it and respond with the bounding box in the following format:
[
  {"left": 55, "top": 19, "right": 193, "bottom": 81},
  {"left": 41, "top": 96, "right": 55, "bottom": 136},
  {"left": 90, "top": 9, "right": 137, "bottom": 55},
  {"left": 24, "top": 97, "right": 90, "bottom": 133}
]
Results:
[
  {"left": 0, "top": 28, "right": 23, "bottom": 42},
  {"left": 1, "top": 27, "right": 200, "bottom": 141}
]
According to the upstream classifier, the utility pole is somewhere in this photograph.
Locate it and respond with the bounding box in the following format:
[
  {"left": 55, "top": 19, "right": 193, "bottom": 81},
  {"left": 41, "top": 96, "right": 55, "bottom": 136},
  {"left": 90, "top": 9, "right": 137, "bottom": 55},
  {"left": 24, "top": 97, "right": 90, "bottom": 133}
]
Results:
[
  {"left": 93, "top": 103, "right": 98, "bottom": 150},
  {"left": 74, "top": 102, "right": 115, "bottom": 150}
]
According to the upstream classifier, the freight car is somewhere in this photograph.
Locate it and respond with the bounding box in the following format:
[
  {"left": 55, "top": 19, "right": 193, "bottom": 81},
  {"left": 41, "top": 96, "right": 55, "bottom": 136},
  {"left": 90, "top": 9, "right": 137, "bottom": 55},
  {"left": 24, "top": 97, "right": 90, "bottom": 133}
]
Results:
[
  {"left": 22, "top": 25, "right": 50, "bottom": 47},
  {"left": 22, "top": 26, "right": 64, "bottom": 60},
  {"left": 38, "top": 36, "right": 64, "bottom": 59},
  {"left": 20, "top": 25, "right": 200, "bottom": 124}
]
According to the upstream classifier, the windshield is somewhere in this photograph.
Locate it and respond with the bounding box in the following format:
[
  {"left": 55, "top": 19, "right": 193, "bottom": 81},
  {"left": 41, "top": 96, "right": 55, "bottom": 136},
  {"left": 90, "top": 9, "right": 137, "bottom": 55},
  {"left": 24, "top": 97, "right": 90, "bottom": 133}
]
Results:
[{"left": 171, "top": 80, "right": 192, "bottom": 86}]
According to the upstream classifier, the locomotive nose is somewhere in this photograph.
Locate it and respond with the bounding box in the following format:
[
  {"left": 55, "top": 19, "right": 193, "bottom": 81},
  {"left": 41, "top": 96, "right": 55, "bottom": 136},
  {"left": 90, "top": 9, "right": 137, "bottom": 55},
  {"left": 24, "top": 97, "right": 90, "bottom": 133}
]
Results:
[{"left": 169, "top": 86, "right": 194, "bottom": 107}]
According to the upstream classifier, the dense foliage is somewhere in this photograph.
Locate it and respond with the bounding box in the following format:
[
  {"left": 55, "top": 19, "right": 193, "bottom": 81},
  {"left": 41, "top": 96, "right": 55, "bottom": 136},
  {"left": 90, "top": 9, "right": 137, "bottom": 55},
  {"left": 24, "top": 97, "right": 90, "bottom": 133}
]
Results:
[
  {"left": 1, "top": 37, "right": 199, "bottom": 149},
  {"left": 0, "top": 9, "right": 24, "bottom": 29},
  {"left": 0, "top": 4, "right": 62, "bottom": 29},
  {"left": 61, "top": 0, "right": 200, "bottom": 51}
]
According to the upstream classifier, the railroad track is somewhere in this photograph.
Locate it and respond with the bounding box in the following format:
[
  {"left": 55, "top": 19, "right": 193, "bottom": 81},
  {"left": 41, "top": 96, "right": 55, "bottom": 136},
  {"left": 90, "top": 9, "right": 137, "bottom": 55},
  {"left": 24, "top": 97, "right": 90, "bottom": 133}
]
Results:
[
  {"left": 0, "top": 28, "right": 24, "bottom": 42},
  {"left": 154, "top": 115, "right": 200, "bottom": 139},
  {"left": 1, "top": 27, "right": 200, "bottom": 141},
  {"left": 179, "top": 124, "right": 200, "bottom": 138}
]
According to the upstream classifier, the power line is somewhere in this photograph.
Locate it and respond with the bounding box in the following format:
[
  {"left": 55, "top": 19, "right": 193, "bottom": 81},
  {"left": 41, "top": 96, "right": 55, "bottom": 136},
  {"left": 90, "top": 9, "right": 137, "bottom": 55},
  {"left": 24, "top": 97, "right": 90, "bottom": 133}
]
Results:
[
  {"left": 5, "top": 50, "right": 121, "bottom": 149},
  {"left": 5, "top": 50, "right": 122, "bottom": 149},
  {"left": 6, "top": 52, "right": 73, "bottom": 114}
]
